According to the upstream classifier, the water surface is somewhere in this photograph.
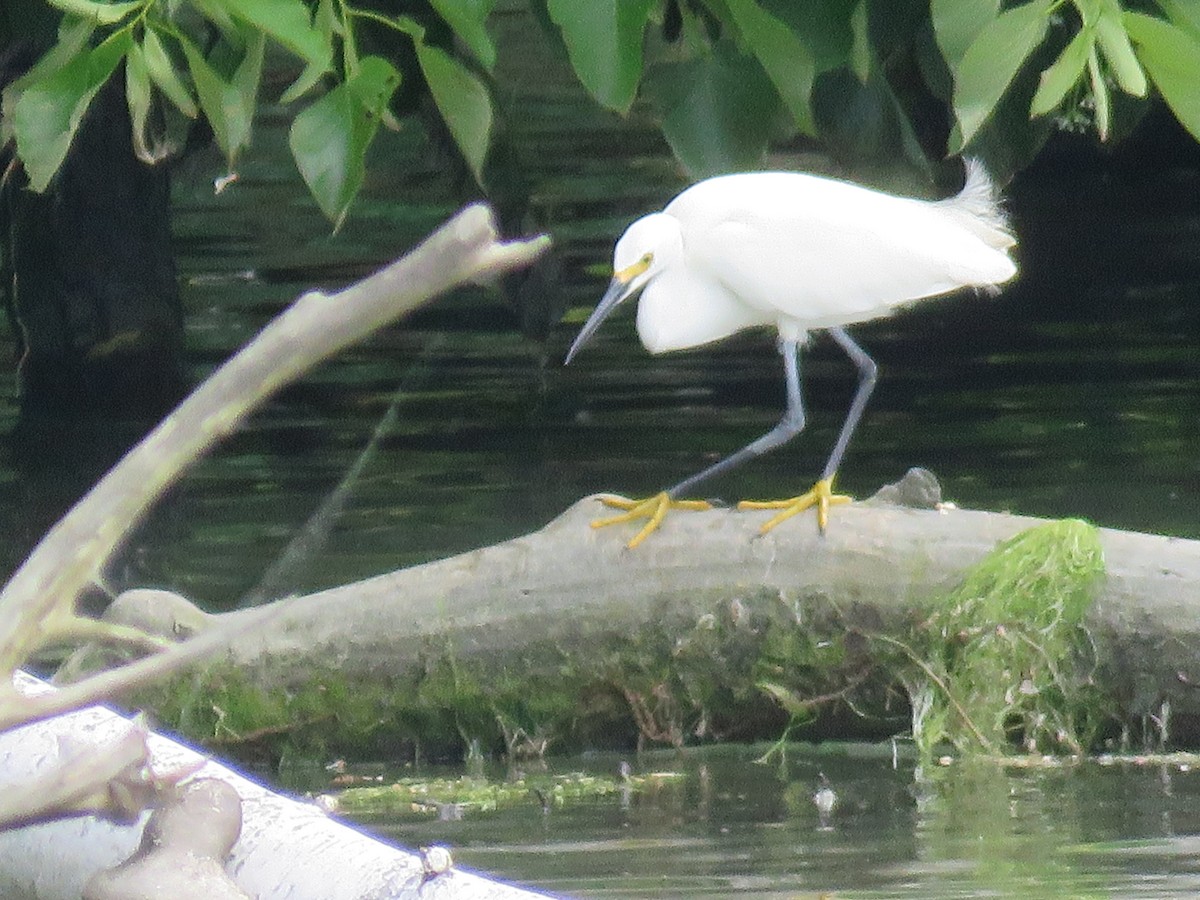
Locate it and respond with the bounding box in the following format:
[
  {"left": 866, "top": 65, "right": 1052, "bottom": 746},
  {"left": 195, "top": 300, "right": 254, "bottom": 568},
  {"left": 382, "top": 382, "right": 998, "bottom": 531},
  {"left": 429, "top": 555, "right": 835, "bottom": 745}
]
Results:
[{"left": 351, "top": 744, "right": 1200, "bottom": 898}]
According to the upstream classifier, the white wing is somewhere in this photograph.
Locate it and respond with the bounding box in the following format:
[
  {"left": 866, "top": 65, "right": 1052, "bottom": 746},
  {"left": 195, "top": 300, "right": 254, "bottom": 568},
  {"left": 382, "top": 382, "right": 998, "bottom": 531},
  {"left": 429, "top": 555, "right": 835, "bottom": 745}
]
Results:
[{"left": 668, "top": 171, "right": 1017, "bottom": 331}]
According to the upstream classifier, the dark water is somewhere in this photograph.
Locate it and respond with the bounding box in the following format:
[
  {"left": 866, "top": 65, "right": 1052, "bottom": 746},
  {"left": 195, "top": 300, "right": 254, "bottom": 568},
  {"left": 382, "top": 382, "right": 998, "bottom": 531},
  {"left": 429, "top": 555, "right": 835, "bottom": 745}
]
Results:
[
  {"left": 0, "top": 9, "right": 1197, "bottom": 609},
  {"left": 5, "top": 136, "right": 1198, "bottom": 605},
  {"left": 1, "top": 11, "right": 1200, "bottom": 896},
  {"left": 1, "top": 15, "right": 1198, "bottom": 606},
  {"left": 349, "top": 744, "right": 1200, "bottom": 898}
]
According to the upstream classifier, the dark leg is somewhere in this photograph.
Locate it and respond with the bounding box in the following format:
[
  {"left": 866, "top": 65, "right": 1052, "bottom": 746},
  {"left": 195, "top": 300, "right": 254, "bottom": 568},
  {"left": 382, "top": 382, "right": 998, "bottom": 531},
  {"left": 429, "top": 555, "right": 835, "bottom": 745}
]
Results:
[
  {"left": 668, "top": 337, "right": 806, "bottom": 498},
  {"left": 737, "top": 327, "right": 874, "bottom": 534},
  {"left": 821, "top": 327, "right": 878, "bottom": 481}
]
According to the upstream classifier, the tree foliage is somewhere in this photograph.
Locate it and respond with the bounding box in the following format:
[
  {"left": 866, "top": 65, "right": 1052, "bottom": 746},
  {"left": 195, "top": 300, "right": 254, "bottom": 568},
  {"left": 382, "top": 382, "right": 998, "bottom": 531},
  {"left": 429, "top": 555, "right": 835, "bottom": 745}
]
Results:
[
  {"left": 2, "top": 0, "right": 1198, "bottom": 226},
  {"left": 1, "top": 0, "right": 494, "bottom": 227}
]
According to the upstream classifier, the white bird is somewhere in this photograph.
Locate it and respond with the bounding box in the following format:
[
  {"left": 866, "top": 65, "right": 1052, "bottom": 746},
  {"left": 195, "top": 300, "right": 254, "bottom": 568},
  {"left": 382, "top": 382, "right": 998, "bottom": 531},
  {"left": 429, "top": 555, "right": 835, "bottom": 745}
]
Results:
[{"left": 566, "top": 161, "right": 1017, "bottom": 548}]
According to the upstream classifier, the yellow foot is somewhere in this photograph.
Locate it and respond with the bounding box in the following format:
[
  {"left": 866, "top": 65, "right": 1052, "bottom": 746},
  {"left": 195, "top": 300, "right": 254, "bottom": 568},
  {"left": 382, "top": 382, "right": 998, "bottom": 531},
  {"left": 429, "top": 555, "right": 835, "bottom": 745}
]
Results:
[
  {"left": 591, "top": 491, "right": 712, "bottom": 549},
  {"left": 737, "top": 477, "right": 852, "bottom": 535}
]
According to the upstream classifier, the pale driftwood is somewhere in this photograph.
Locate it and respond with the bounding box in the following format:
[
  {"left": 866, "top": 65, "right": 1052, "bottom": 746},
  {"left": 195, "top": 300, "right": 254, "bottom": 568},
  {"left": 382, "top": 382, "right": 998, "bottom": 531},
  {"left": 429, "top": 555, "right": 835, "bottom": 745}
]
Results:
[
  {"left": 165, "top": 495, "right": 1200, "bottom": 729},
  {"left": 0, "top": 725, "right": 156, "bottom": 832},
  {"left": 0, "top": 673, "right": 542, "bottom": 900},
  {"left": 83, "top": 779, "right": 250, "bottom": 900},
  {"left": 0, "top": 205, "right": 549, "bottom": 733}
]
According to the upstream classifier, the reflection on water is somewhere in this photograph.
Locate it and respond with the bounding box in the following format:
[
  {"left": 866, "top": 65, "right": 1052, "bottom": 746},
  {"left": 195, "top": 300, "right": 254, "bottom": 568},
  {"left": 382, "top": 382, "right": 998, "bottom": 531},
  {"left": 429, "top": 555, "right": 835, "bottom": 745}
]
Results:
[{"left": 350, "top": 744, "right": 1200, "bottom": 898}]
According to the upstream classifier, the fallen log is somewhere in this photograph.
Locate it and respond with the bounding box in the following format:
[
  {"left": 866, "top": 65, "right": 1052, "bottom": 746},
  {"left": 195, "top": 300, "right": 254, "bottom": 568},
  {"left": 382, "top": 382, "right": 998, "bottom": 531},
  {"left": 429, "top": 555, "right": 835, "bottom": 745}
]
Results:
[
  {"left": 0, "top": 672, "right": 544, "bottom": 900},
  {"left": 100, "top": 478, "right": 1200, "bottom": 743}
]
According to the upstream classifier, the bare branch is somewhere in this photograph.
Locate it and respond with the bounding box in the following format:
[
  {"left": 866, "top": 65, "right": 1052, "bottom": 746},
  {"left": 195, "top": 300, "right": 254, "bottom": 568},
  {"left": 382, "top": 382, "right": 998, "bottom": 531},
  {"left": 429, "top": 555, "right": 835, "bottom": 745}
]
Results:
[
  {"left": 0, "top": 723, "right": 198, "bottom": 831},
  {"left": 40, "top": 616, "right": 174, "bottom": 656},
  {"left": 0, "top": 206, "right": 547, "bottom": 737},
  {"left": 0, "top": 605, "right": 283, "bottom": 733}
]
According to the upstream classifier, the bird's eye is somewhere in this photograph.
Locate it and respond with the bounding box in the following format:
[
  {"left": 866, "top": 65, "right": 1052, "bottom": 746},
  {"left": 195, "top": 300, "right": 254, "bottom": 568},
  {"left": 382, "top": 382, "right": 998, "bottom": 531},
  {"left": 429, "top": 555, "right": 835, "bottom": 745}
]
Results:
[{"left": 640, "top": 252, "right": 653, "bottom": 266}]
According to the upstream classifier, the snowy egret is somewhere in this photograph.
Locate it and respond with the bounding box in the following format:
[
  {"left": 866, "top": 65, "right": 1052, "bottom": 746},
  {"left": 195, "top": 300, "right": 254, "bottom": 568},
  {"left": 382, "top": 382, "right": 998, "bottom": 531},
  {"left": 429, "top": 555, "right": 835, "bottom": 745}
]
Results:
[{"left": 566, "top": 160, "right": 1017, "bottom": 548}]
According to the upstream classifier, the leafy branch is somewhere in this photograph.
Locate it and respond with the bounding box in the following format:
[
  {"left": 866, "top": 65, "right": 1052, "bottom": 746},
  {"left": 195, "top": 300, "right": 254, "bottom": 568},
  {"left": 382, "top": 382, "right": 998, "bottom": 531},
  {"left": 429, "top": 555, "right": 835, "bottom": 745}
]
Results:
[
  {"left": 5, "top": 1, "right": 1199, "bottom": 224},
  {"left": 939, "top": 0, "right": 1200, "bottom": 149},
  {"left": 540, "top": 0, "right": 1200, "bottom": 177},
  {"left": 3, "top": 0, "right": 495, "bottom": 224}
]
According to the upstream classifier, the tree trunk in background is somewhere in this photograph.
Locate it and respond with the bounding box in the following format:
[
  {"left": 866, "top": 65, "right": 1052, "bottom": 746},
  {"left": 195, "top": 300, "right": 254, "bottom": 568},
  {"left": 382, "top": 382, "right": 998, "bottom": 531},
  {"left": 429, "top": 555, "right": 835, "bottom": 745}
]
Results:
[{"left": 2, "top": 69, "right": 185, "bottom": 424}]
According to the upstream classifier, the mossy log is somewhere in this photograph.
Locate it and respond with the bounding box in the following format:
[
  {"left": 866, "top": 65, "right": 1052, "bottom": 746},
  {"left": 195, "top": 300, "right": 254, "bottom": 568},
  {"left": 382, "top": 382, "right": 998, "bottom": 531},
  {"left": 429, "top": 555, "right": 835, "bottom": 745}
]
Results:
[{"left": 106, "top": 484, "right": 1200, "bottom": 746}]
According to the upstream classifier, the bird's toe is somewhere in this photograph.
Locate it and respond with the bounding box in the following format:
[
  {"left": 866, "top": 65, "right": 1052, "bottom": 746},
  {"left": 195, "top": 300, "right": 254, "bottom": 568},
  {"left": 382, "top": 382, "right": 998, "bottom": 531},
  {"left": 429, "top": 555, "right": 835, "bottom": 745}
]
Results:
[
  {"left": 588, "top": 492, "right": 712, "bottom": 548},
  {"left": 738, "top": 478, "right": 852, "bottom": 535}
]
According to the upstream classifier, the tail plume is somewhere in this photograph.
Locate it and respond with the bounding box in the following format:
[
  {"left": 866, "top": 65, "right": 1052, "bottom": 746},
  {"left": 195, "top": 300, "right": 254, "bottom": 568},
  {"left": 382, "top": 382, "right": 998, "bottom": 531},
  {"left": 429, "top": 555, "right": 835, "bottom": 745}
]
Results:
[{"left": 939, "top": 158, "right": 1015, "bottom": 252}]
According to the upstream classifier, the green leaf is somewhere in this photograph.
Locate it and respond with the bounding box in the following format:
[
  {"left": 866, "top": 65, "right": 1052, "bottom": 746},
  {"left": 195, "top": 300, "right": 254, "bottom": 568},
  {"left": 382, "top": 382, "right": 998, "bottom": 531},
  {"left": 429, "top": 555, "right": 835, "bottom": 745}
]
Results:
[
  {"left": 345, "top": 54, "right": 401, "bottom": 114},
  {"left": 1071, "top": 0, "right": 1101, "bottom": 28},
  {"left": 291, "top": 85, "right": 365, "bottom": 225},
  {"left": 952, "top": 0, "right": 1052, "bottom": 149},
  {"left": 181, "top": 31, "right": 263, "bottom": 165},
  {"left": 207, "top": 0, "right": 331, "bottom": 68},
  {"left": 45, "top": 0, "right": 139, "bottom": 26},
  {"left": 812, "top": 67, "right": 932, "bottom": 176},
  {"left": 1030, "top": 26, "right": 1091, "bottom": 116},
  {"left": 415, "top": 43, "right": 492, "bottom": 184},
  {"left": 1156, "top": 0, "right": 1200, "bottom": 40},
  {"left": 723, "top": 0, "right": 816, "bottom": 134},
  {"left": 315, "top": 0, "right": 342, "bottom": 37},
  {"left": 279, "top": 0, "right": 339, "bottom": 103},
  {"left": 143, "top": 28, "right": 197, "bottom": 118},
  {"left": 760, "top": 0, "right": 856, "bottom": 75},
  {"left": 546, "top": 0, "right": 656, "bottom": 112},
  {"left": 429, "top": 0, "right": 497, "bottom": 72},
  {"left": 850, "top": 0, "right": 870, "bottom": 82},
  {"left": 930, "top": 0, "right": 1001, "bottom": 69},
  {"left": 12, "top": 30, "right": 132, "bottom": 191},
  {"left": 1094, "top": 0, "right": 1146, "bottom": 97},
  {"left": 1, "top": 19, "right": 94, "bottom": 151},
  {"left": 644, "top": 51, "right": 779, "bottom": 177},
  {"left": 1123, "top": 11, "right": 1200, "bottom": 142},
  {"left": 1086, "top": 43, "right": 1109, "bottom": 139},
  {"left": 190, "top": 0, "right": 238, "bottom": 36},
  {"left": 181, "top": 42, "right": 227, "bottom": 152},
  {"left": 231, "top": 28, "right": 265, "bottom": 130},
  {"left": 389, "top": 15, "right": 425, "bottom": 42},
  {"left": 289, "top": 58, "right": 398, "bottom": 225},
  {"left": 17, "top": 17, "right": 95, "bottom": 86},
  {"left": 280, "top": 58, "right": 328, "bottom": 105},
  {"left": 125, "top": 40, "right": 155, "bottom": 162}
]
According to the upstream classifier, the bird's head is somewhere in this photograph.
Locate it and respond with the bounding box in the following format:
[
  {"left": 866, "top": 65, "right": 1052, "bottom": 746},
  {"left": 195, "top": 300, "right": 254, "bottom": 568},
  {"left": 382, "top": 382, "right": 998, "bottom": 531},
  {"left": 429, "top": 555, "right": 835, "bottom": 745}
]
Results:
[{"left": 565, "top": 214, "right": 681, "bottom": 364}]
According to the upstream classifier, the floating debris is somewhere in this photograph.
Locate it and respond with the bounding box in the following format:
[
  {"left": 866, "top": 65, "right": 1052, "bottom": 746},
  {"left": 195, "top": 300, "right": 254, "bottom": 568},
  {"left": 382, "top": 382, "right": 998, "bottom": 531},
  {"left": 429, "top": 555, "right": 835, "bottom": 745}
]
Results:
[{"left": 331, "top": 770, "right": 685, "bottom": 819}]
